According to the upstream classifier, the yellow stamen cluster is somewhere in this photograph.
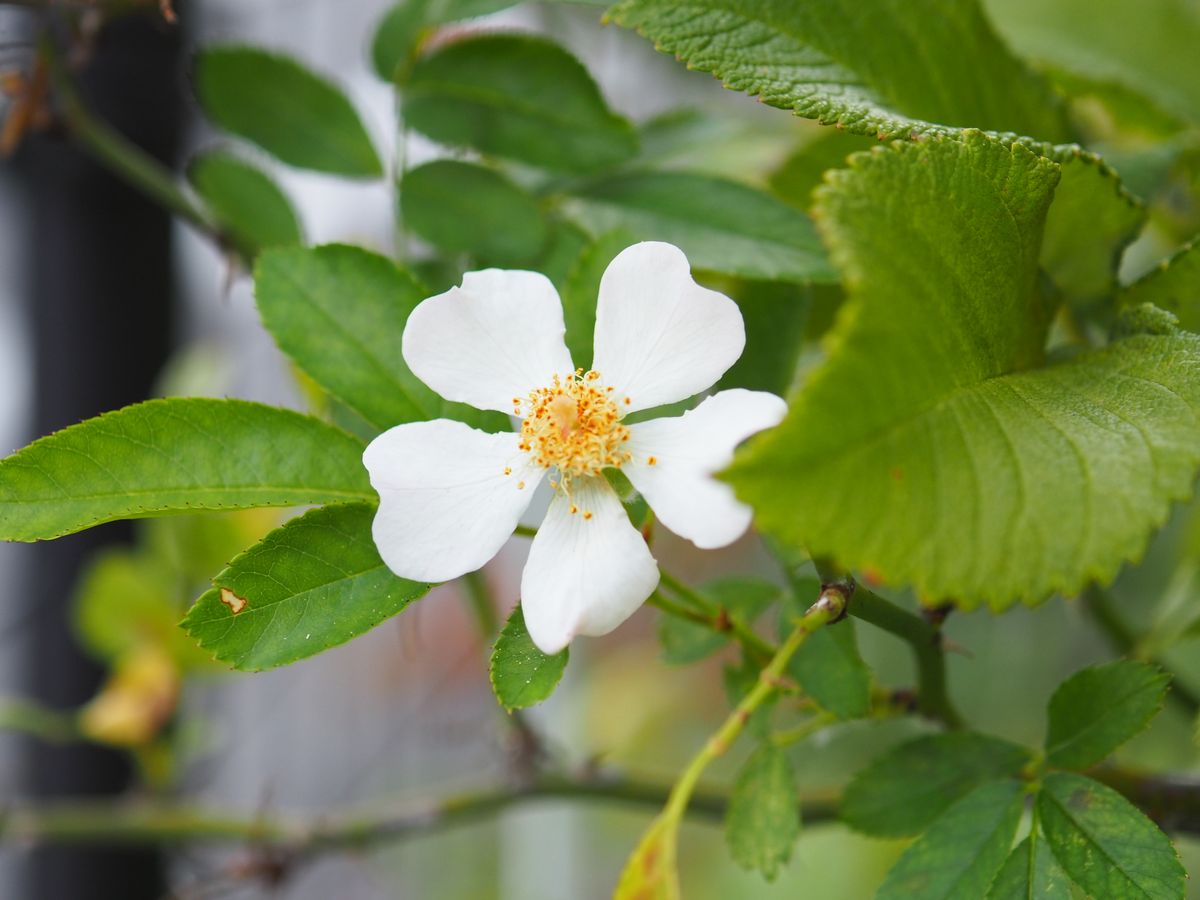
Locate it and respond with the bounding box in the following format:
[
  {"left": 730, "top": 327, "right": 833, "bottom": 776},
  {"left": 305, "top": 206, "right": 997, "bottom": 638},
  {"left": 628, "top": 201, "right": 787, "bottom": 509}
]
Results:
[{"left": 514, "top": 369, "right": 631, "bottom": 502}]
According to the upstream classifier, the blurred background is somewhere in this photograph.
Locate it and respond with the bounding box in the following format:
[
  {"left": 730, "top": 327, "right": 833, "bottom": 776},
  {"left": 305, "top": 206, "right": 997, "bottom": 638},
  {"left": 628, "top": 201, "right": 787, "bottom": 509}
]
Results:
[{"left": 1, "top": 1, "right": 1200, "bottom": 898}]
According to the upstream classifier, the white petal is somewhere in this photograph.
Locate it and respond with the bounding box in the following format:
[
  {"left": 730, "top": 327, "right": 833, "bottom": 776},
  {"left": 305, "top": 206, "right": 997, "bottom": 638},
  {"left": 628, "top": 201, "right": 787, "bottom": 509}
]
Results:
[
  {"left": 402, "top": 269, "right": 575, "bottom": 413},
  {"left": 591, "top": 242, "right": 745, "bottom": 413},
  {"left": 520, "top": 477, "right": 659, "bottom": 654},
  {"left": 624, "top": 389, "right": 787, "bottom": 549},
  {"left": 364, "top": 419, "right": 544, "bottom": 582}
]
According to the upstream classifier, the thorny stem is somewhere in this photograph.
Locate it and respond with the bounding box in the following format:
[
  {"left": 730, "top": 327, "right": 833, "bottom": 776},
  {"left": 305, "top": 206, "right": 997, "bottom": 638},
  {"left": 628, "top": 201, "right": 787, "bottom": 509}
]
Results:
[
  {"left": 659, "top": 586, "right": 845, "bottom": 825},
  {"left": 812, "top": 560, "right": 964, "bottom": 728},
  {"left": 1081, "top": 586, "right": 1200, "bottom": 717}
]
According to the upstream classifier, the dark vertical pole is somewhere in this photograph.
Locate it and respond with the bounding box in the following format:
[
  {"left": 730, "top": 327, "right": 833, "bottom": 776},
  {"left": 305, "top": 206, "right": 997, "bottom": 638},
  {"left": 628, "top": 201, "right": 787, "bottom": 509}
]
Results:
[{"left": 18, "top": 13, "right": 181, "bottom": 900}]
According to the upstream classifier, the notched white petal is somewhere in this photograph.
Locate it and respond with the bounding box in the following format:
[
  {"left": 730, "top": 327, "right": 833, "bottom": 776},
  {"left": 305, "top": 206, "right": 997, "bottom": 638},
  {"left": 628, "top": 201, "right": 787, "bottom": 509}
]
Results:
[
  {"left": 625, "top": 389, "right": 787, "bottom": 549},
  {"left": 401, "top": 269, "right": 575, "bottom": 413},
  {"left": 592, "top": 241, "right": 745, "bottom": 413},
  {"left": 364, "top": 419, "right": 544, "bottom": 582},
  {"left": 520, "top": 476, "right": 659, "bottom": 655}
]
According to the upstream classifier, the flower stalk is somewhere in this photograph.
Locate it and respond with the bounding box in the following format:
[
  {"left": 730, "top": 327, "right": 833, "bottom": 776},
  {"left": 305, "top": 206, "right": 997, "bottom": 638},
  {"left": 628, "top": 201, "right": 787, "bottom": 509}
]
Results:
[{"left": 660, "top": 585, "right": 844, "bottom": 826}]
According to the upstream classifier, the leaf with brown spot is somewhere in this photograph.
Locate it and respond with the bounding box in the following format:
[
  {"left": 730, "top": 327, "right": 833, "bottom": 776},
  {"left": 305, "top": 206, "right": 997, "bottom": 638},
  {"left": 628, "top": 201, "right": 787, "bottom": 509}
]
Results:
[
  {"left": 614, "top": 814, "right": 680, "bottom": 900},
  {"left": 219, "top": 588, "right": 247, "bottom": 615}
]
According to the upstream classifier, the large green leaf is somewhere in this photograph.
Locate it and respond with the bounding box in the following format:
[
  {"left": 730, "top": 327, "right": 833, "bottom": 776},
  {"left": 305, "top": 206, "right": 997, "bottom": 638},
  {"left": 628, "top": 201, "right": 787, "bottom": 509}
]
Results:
[
  {"left": 987, "top": 831, "right": 1072, "bottom": 900},
  {"left": 1045, "top": 661, "right": 1168, "bottom": 770},
  {"left": 400, "top": 160, "right": 548, "bottom": 265},
  {"left": 877, "top": 780, "right": 1025, "bottom": 900},
  {"left": 182, "top": 504, "right": 429, "bottom": 670},
  {"left": 728, "top": 133, "right": 1200, "bottom": 610},
  {"left": 840, "top": 732, "right": 1031, "bottom": 838},
  {"left": 609, "top": 0, "right": 1069, "bottom": 142},
  {"left": 983, "top": 0, "right": 1200, "bottom": 127},
  {"left": 1121, "top": 240, "right": 1200, "bottom": 333},
  {"left": 0, "top": 399, "right": 372, "bottom": 541},
  {"left": 564, "top": 171, "right": 836, "bottom": 283},
  {"left": 187, "top": 150, "right": 303, "bottom": 256},
  {"left": 195, "top": 47, "right": 382, "bottom": 178},
  {"left": 402, "top": 34, "right": 637, "bottom": 173},
  {"left": 489, "top": 605, "right": 569, "bottom": 711},
  {"left": 1038, "top": 772, "right": 1185, "bottom": 900},
  {"left": 255, "top": 244, "right": 439, "bottom": 431},
  {"left": 725, "top": 742, "right": 800, "bottom": 881}
]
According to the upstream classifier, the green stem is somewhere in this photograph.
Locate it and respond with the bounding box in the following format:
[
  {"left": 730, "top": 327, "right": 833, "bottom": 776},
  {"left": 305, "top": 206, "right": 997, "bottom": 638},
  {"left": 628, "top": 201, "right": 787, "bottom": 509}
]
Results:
[
  {"left": 812, "top": 561, "right": 964, "bottom": 728},
  {"left": 461, "top": 570, "right": 499, "bottom": 637},
  {"left": 39, "top": 35, "right": 231, "bottom": 255},
  {"left": 459, "top": 571, "right": 543, "bottom": 772},
  {"left": 0, "top": 698, "right": 79, "bottom": 744},
  {"left": 656, "top": 568, "right": 776, "bottom": 663},
  {"left": 1081, "top": 586, "right": 1200, "bottom": 717},
  {"left": 771, "top": 713, "right": 836, "bottom": 748},
  {"left": 660, "top": 587, "right": 845, "bottom": 824},
  {"left": 0, "top": 771, "right": 838, "bottom": 851}
]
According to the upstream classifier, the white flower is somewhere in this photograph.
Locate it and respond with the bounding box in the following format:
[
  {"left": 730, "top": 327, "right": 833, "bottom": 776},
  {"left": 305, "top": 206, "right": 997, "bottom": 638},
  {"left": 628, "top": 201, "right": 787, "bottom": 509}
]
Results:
[{"left": 363, "top": 241, "right": 787, "bottom": 654}]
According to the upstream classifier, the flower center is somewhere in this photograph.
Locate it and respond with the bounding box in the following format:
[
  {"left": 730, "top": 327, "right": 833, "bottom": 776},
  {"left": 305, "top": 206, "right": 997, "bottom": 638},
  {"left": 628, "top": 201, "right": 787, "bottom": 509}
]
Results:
[{"left": 514, "top": 369, "right": 631, "bottom": 498}]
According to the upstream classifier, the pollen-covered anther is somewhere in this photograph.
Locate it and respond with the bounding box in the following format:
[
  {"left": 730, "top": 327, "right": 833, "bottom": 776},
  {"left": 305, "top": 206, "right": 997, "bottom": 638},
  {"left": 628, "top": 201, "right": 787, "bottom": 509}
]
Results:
[{"left": 519, "top": 370, "right": 632, "bottom": 486}]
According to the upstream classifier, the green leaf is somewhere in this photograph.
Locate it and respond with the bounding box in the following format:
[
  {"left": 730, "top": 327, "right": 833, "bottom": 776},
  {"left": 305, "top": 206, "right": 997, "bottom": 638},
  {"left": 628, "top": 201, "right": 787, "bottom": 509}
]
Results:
[
  {"left": 988, "top": 831, "right": 1073, "bottom": 900},
  {"left": 187, "top": 150, "right": 303, "bottom": 256},
  {"left": 1121, "top": 240, "right": 1200, "bottom": 333},
  {"left": 1045, "top": 661, "right": 1169, "bottom": 770},
  {"left": 728, "top": 133, "right": 1200, "bottom": 610},
  {"left": 717, "top": 280, "right": 810, "bottom": 396},
  {"left": 785, "top": 618, "right": 870, "bottom": 720},
  {"left": 0, "top": 399, "right": 372, "bottom": 542},
  {"left": 195, "top": 46, "right": 382, "bottom": 178},
  {"left": 182, "top": 503, "right": 429, "bottom": 671},
  {"left": 560, "top": 230, "right": 637, "bottom": 371},
  {"left": 773, "top": 576, "right": 870, "bottom": 719},
  {"left": 564, "top": 171, "right": 836, "bottom": 283},
  {"left": 615, "top": 813, "right": 680, "bottom": 900},
  {"left": 610, "top": 0, "right": 1069, "bottom": 142},
  {"left": 841, "top": 732, "right": 1031, "bottom": 837},
  {"left": 725, "top": 743, "right": 800, "bottom": 881},
  {"left": 255, "top": 244, "right": 439, "bottom": 431},
  {"left": 1041, "top": 156, "right": 1146, "bottom": 309},
  {"left": 1038, "top": 772, "right": 1186, "bottom": 900},
  {"left": 489, "top": 605, "right": 569, "bottom": 711},
  {"left": 400, "top": 160, "right": 548, "bottom": 265},
  {"left": 877, "top": 779, "right": 1025, "bottom": 900},
  {"left": 983, "top": 0, "right": 1200, "bottom": 127},
  {"left": 658, "top": 577, "right": 779, "bottom": 666},
  {"left": 371, "top": 0, "right": 521, "bottom": 81},
  {"left": 402, "top": 34, "right": 637, "bottom": 173}
]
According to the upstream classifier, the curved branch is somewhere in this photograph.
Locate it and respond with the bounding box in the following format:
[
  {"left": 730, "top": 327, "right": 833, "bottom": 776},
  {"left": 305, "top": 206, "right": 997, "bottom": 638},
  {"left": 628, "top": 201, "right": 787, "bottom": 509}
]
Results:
[{"left": 0, "top": 772, "right": 839, "bottom": 853}]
